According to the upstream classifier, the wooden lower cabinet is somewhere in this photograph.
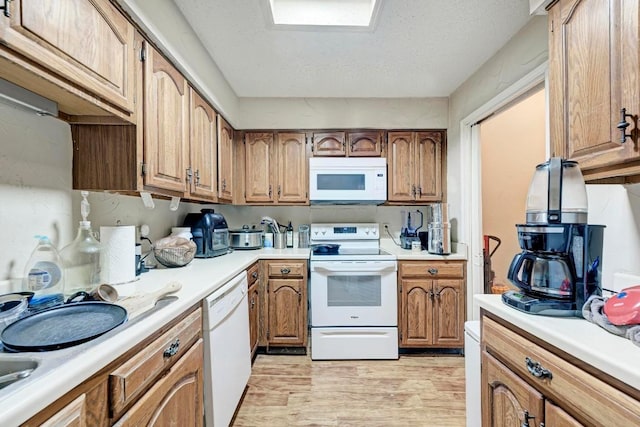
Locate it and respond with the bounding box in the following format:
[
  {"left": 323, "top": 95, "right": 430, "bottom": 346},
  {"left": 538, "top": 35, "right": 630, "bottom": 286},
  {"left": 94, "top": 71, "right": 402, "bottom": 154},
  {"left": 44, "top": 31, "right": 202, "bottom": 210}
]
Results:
[
  {"left": 113, "top": 339, "right": 204, "bottom": 427},
  {"left": 482, "top": 315, "right": 640, "bottom": 426},
  {"left": 23, "top": 307, "right": 204, "bottom": 427},
  {"left": 262, "top": 260, "right": 308, "bottom": 348},
  {"left": 398, "top": 261, "right": 465, "bottom": 348}
]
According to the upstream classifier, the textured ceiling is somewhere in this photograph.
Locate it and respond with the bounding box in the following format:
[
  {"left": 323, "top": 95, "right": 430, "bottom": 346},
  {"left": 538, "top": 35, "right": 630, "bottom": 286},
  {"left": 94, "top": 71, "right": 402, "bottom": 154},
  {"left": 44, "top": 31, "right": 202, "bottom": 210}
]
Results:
[{"left": 172, "top": 0, "right": 533, "bottom": 98}]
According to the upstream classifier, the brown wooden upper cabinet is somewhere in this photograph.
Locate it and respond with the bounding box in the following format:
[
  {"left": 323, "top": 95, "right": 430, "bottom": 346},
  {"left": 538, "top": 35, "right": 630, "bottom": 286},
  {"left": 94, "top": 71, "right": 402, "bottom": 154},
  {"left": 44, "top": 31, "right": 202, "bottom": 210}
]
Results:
[
  {"left": 218, "top": 116, "right": 235, "bottom": 202},
  {"left": 244, "top": 132, "right": 307, "bottom": 204},
  {"left": 312, "top": 131, "right": 383, "bottom": 156},
  {"left": 0, "top": 0, "right": 136, "bottom": 119},
  {"left": 143, "top": 44, "right": 190, "bottom": 194},
  {"left": 188, "top": 89, "right": 218, "bottom": 202},
  {"left": 387, "top": 131, "right": 445, "bottom": 203},
  {"left": 549, "top": 0, "right": 640, "bottom": 180}
]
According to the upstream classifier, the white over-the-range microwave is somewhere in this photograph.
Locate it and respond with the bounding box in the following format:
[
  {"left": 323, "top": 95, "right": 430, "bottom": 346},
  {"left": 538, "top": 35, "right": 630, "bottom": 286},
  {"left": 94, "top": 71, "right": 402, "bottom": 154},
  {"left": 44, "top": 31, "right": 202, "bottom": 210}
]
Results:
[{"left": 309, "top": 157, "right": 387, "bottom": 204}]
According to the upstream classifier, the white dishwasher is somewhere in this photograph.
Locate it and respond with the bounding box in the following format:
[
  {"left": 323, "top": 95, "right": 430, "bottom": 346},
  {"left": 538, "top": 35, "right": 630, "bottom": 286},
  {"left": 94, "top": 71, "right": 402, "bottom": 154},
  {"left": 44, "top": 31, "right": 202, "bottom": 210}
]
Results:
[{"left": 203, "top": 271, "right": 251, "bottom": 427}]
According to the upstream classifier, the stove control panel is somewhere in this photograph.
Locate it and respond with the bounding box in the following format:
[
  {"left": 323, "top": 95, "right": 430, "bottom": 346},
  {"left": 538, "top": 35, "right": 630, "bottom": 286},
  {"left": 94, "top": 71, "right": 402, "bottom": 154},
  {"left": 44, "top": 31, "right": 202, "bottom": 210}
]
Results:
[{"left": 310, "top": 223, "right": 379, "bottom": 241}]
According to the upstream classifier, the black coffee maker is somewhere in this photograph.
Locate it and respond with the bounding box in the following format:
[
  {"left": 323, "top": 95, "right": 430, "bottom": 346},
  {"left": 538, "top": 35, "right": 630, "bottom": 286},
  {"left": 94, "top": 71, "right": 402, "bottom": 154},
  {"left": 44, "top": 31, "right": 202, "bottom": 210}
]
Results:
[{"left": 503, "top": 158, "right": 605, "bottom": 316}]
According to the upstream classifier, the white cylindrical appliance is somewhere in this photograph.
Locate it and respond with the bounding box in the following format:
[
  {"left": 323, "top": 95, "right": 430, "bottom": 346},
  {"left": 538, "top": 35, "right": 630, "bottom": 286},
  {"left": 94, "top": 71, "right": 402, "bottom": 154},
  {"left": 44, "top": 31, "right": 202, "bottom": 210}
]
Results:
[
  {"left": 203, "top": 271, "right": 251, "bottom": 427},
  {"left": 464, "top": 320, "right": 481, "bottom": 427}
]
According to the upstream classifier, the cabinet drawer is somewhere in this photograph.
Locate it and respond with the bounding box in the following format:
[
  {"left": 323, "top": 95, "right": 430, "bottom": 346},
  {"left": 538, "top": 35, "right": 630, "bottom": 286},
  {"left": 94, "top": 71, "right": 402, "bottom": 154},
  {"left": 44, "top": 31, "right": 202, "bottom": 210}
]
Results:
[
  {"left": 267, "top": 261, "right": 306, "bottom": 278},
  {"left": 400, "top": 261, "right": 463, "bottom": 278},
  {"left": 482, "top": 316, "right": 640, "bottom": 425},
  {"left": 109, "top": 308, "right": 202, "bottom": 417},
  {"left": 247, "top": 262, "right": 260, "bottom": 286}
]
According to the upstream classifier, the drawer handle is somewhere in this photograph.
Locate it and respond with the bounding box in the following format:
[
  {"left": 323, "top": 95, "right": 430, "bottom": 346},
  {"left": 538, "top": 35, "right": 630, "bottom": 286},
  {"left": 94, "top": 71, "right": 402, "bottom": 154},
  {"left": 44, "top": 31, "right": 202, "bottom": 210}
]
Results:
[
  {"left": 163, "top": 339, "right": 180, "bottom": 359},
  {"left": 280, "top": 267, "right": 291, "bottom": 274},
  {"left": 252, "top": 271, "right": 258, "bottom": 279},
  {"left": 525, "top": 357, "right": 552, "bottom": 380},
  {"left": 428, "top": 268, "right": 438, "bottom": 275}
]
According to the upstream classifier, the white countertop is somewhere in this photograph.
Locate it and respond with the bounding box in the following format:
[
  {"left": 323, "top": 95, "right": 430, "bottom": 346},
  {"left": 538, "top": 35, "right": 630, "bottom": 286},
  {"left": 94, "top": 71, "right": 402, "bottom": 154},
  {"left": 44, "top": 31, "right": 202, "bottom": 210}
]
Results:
[
  {"left": 0, "top": 244, "right": 465, "bottom": 426},
  {"left": 475, "top": 294, "right": 640, "bottom": 392}
]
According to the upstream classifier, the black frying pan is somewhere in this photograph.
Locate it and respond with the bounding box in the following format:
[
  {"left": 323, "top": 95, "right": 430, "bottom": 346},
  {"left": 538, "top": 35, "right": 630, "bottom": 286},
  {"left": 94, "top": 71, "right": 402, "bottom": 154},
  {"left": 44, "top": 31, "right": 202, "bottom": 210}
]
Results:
[{"left": 0, "top": 302, "right": 127, "bottom": 352}]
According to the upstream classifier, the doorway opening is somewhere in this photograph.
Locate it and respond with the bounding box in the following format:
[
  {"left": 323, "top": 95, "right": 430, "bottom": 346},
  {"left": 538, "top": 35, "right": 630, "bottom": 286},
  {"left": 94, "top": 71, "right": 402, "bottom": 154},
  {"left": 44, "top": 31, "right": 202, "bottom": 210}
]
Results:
[{"left": 459, "top": 62, "right": 549, "bottom": 320}]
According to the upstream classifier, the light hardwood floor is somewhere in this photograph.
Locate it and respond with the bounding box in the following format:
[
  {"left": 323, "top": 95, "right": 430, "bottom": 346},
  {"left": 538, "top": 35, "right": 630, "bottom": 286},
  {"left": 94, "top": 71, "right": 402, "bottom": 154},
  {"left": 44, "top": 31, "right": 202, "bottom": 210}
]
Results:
[{"left": 233, "top": 354, "right": 467, "bottom": 426}]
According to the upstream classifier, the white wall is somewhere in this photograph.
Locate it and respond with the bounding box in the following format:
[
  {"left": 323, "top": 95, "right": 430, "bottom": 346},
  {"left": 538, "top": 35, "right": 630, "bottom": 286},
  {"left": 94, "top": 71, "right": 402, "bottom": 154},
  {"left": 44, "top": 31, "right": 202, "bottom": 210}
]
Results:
[
  {"left": 0, "top": 102, "right": 190, "bottom": 288},
  {"left": 237, "top": 97, "right": 448, "bottom": 129}
]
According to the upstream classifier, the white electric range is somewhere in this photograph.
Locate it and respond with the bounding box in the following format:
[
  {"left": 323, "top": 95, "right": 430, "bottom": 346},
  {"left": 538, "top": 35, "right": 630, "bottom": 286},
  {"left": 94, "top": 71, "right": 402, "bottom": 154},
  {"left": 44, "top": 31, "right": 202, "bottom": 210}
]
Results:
[{"left": 309, "top": 223, "right": 398, "bottom": 360}]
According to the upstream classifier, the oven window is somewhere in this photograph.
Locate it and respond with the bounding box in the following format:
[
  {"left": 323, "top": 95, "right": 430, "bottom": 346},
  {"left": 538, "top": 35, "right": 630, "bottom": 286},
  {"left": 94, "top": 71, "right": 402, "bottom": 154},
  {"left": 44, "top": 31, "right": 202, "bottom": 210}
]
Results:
[
  {"left": 317, "top": 174, "right": 365, "bottom": 191},
  {"left": 327, "top": 275, "right": 381, "bottom": 306}
]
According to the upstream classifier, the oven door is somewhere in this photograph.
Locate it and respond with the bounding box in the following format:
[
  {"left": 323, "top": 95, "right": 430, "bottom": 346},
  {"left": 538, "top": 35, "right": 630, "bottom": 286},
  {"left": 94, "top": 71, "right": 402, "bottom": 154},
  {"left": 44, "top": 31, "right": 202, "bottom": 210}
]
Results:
[{"left": 310, "top": 260, "right": 397, "bottom": 327}]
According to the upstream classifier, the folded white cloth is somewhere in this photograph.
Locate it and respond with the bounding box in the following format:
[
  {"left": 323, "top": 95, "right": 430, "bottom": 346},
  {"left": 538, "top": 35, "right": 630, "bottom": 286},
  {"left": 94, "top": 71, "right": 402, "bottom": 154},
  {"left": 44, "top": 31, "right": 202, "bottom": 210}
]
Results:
[{"left": 582, "top": 295, "right": 640, "bottom": 347}]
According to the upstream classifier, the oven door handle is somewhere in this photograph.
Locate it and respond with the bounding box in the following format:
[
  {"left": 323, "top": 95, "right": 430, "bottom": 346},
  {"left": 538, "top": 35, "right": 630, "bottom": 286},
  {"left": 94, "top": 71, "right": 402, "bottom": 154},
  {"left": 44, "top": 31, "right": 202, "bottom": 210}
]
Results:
[{"left": 311, "top": 263, "right": 397, "bottom": 273}]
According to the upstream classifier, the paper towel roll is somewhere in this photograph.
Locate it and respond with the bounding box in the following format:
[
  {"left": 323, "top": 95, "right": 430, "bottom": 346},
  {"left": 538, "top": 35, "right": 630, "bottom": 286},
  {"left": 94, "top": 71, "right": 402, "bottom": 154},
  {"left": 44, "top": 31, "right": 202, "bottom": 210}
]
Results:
[{"left": 100, "top": 226, "right": 136, "bottom": 285}]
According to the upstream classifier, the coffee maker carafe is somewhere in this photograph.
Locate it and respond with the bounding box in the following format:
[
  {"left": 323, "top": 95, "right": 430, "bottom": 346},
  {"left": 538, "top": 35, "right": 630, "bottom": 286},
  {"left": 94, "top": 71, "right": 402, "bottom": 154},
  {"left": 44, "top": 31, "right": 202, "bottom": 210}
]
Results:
[{"left": 503, "top": 158, "right": 605, "bottom": 317}]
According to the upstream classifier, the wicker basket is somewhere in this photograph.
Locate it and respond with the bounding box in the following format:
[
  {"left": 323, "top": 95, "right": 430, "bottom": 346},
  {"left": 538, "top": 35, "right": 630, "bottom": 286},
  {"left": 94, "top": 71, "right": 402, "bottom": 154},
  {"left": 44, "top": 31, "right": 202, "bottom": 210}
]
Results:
[{"left": 154, "top": 245, "right": 196, "bottom": 268}]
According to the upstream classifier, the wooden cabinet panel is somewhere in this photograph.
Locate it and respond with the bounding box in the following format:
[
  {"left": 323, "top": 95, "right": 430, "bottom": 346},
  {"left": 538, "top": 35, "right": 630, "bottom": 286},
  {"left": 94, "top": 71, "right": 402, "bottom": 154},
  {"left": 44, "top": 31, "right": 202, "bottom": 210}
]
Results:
[
  {"left": 267, "top": 278, "right": 306, "bottom": 346},
  {"left": 432, "top": 279, "right": 464, "bottom": 346},
  {"left": 277, "top": 132, "right": 307, "bottom": 203},
  {"left": 113, "top": 339, "right": 204, "bottom": 427},
  {"left": 400, "top": 279, "right": 433, "bottom": 347},
  {"left": 188, "top": 88, "right": 217, "bottom": 201},
  {"left": 482, "top": 351, "right": 544, "bottom": 427},
  {"left": 347, "top": 131, "right": 382, "bottom": 157},
  {"left": 0, "top": 0, "right": 135, "bottom": 115},
  {"left": 388, "top": 131, "right": 445, "bottom": 203},
  {"left": 109, "top": 308, "right": 202, "bottom": 418},
  {"left": 549, "top": 0, "right": 640, "bottom": 173},
  {"left": 245, "top": 132, "right": 276, "bottom": 203},
  {"left": 218, "top": 116, "right": 235, "bottom": 202},
  {"left": 387, "top": 132, "right": 415, "bottom": 201},
  {"left": 312, "top": 132, "right": 345, "bottom": 156},
  {"left": 415, "top": 131, "right": 443, "bottom": 201},
  {"left": 482, "top": 316, "right": 640, "bottom": 425},
  {"left": 143, "top": 44, "right": 189, "bottom": 193}
]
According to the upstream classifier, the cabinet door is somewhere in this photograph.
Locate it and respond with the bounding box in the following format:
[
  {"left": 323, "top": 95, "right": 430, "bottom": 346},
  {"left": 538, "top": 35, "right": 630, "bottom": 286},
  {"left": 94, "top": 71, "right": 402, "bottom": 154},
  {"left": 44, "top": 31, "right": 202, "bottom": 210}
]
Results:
[
  {"left": 189, "top": 88, "right": 217, "bottom": 201},
  {"left": 267, "top": 279, "right": 306, "bottom": 346},
  {"left": 245, "top": 132, "right": 275, "bottom": 203},
  {"left": 549, "top": 0, "right": 639, "bottom": 169},
  {"left": 387, "top": 132, "right": 415, "bottom": 202},
  {"left": 482, "top": 351, "right": 544, "bottom": 427},
  {"left": 347, "top": 131, "right": 382, "bottom": 157},
  {"left": 143, "top": 45, "right": 189, "bottom": 193},
  {"left": 248, "top": 282, "right": 259, "bottom": 357},
  {"left": 114, "top": 339, "right": 204, "bottom": 427},
  {"left": 414, "top": 131, "right": 443, "bottom": 202},
  {"left": 432, "top": 279, "right": 464, "bottom": 347},
  {"left": 545, "top": 400, "right": 583, "bottom": 427},
  {"left": 217, "top": 116, "right": 234, "bottom": 201},
  {"left": 312, "top": 132, "right": 346, "bottom": 156},
  {"left": 277, "top": 132, "right": 308, "bottom": 203},
  {"left": 399, "top": 279, "right": 433, "bottom": 347},
  {"left": 0, "top": 0, "right": 135, "bottom": 114}
]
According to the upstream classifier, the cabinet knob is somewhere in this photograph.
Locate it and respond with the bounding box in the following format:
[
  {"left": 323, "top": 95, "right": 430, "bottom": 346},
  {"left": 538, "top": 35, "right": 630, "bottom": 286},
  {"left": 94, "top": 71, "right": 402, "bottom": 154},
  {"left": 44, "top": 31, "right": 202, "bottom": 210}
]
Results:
[
  {"left": 525, "top": 357, "right": 553, "bottom": 380},
  {"left": 428, "top": 268, "right": 438, "bottom": 275},
  {"left": 280, "top": 267, "right": 291, "bottom": 274},
  {"left": 163, "top": 338, "right": 180, "bottom": 358}
]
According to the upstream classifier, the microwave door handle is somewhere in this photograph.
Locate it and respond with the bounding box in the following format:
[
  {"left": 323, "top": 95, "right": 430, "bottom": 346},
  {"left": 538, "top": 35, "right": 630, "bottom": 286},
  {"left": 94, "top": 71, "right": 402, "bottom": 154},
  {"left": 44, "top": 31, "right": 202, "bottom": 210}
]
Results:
[{"left": 312, "top": 264, "right": 396, "bottom": 273}]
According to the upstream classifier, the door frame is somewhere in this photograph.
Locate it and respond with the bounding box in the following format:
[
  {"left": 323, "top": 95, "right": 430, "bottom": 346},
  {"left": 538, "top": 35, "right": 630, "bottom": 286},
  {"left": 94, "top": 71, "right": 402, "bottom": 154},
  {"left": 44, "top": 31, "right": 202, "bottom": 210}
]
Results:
[{"left": 459, "top": 61, "right": 549, "bottom": 320}]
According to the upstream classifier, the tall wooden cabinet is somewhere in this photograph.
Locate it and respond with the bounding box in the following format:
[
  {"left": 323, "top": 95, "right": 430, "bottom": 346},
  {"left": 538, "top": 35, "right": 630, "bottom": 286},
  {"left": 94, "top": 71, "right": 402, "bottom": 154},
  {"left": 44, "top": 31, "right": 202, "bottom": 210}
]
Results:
[
  {"left": 398, "top": 261, "right": 465, "bottom": 348},
  {"left": 143, "top": 43, "right": 190, "bottom": 194},
  {"left": 481, "top": 315, "right": 640, "bottom": 426},
  {"left": 548, "top": 0, "right": 640, "bottom": 180},
  {"left": 387, "top": 131, "right": 445, "bottom": 203},
  {"left": 244, "top": 132, "right": 307, "bottom": 204},
  {"left": 262, "top": 260, "right": 308, "bottom": 348},
  {"left": 0, "top": 0, "right": 136, "bottom": 119}
]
